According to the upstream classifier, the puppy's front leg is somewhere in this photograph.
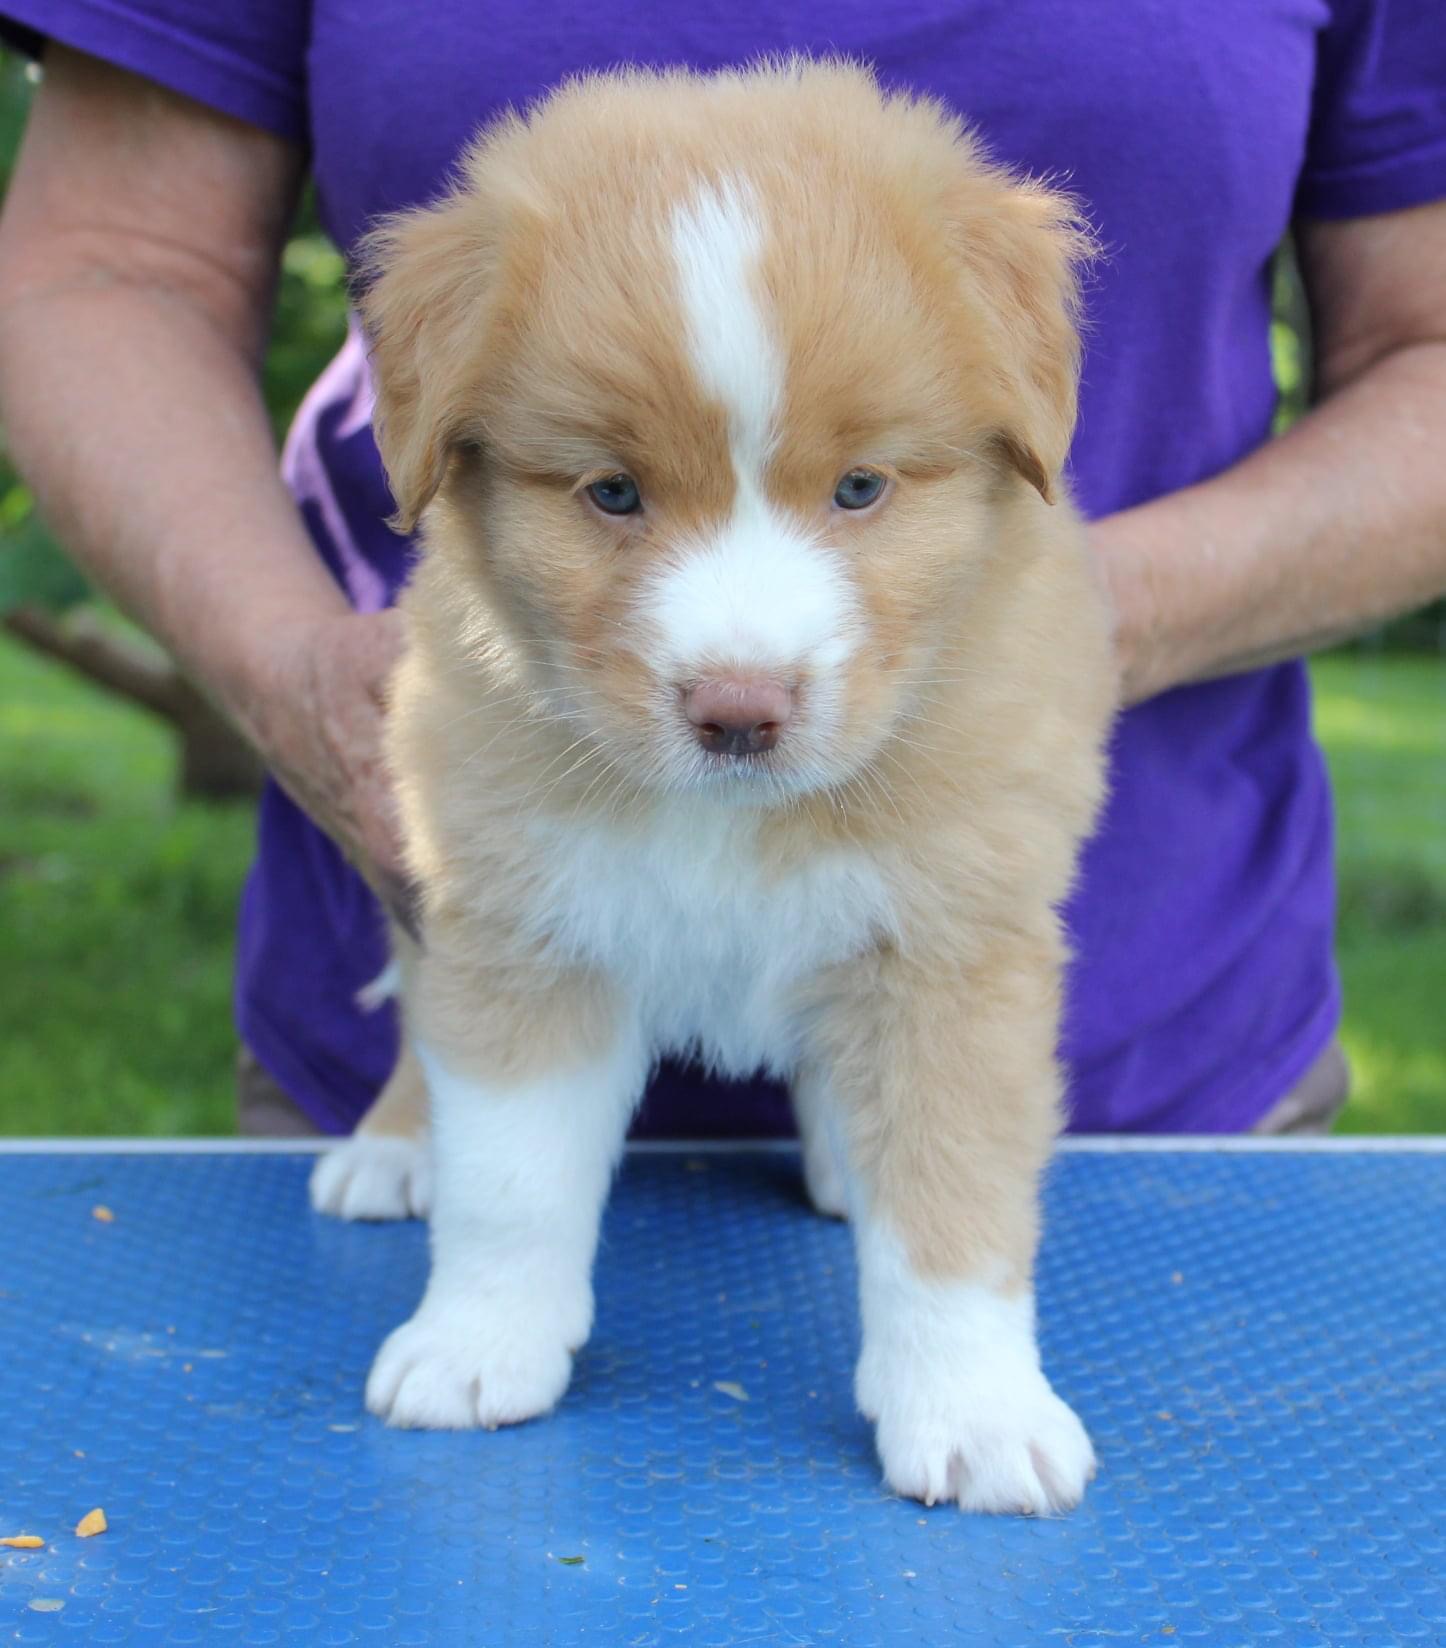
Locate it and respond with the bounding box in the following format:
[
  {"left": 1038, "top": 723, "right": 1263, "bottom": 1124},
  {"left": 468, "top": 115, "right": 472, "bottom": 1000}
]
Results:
[
  {"left": 814, "top": 935, "right": 1094, "bottom": 1513},
  {"left": 311, "top": 928, "right": 431, "bottom": 1221},
  {"left": 309, "top": 1035, "right": 432, "bottom": 1220},
  {"left": 366, "top": 957, "right": 646, "bottom": 1430},
  {"left": 790, "top": 1065, "right": 850, "bottom": 1220}
]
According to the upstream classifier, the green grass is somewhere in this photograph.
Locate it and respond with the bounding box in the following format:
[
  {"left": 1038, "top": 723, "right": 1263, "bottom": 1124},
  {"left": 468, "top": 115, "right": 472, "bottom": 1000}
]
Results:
[
  {"left": 0, "top": 634, "right": 251, "bottom": 1134},
  {"left": 0, "top": 635, "right": 1442, "bottom": 1134},
  {"left": 1311, "top": 653, "right": 1446, "bottom": 1133}
]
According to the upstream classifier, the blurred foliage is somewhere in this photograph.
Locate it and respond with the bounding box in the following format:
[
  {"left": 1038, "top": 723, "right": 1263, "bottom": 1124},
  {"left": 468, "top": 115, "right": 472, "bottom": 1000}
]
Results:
[
  {"left": 1312, "top": 654, "right": 1446, "bottom": 1132},
  {"left": 0, "top": 52, "right": 78, "bottom": 616},
  {"left": 0, "top": 45, "right": 32, "bottom": 166},
  {"left": 0, "top": 482, "right": 87, "bottom": 611},
  {"left": 0, "top": 634, "right": 246, "bottom": 1133},
  {"left": 263, "top": 203, "right": 349, "bottom": 434},
  {"left": 1270, "top": 241, "right": 1310, "bottom": 434}
]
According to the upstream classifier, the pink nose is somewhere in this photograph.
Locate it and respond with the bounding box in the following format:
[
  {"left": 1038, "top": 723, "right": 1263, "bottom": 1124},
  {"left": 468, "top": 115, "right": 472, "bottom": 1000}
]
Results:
[{"left": 684, "top": 676, "right": 795, "bottom": 757}]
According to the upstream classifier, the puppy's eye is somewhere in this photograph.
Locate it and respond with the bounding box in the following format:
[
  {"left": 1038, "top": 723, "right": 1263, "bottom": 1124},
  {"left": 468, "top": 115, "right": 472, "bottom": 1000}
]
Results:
[
  {"left": 833, "top": 468, "right": 887, "bottom": 511},
  {"left": 586, "top": 473, "right": 642, "bottom": 516}
]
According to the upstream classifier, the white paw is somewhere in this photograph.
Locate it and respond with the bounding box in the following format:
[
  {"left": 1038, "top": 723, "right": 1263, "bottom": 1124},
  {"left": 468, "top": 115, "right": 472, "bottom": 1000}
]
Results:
[
  {"left": 800, "top": 1133, "right": 849, "bottom": 1219},
  {"left": 365, "top": 1294, "right": 579, "bottom": 1429},
  {"left": 309, "top": 1134, "right": 432, "bottom": 1221},
  {"left": 861, "top": 1354, "right": 1095, "bottom": 1514}
]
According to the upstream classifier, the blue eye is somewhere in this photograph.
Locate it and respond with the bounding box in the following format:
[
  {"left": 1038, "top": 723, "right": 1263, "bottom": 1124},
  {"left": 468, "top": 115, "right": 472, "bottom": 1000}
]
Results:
[
  {"left": 834, "top": 468, "right": 887, "bottom": 510},
  {"left": 586, "top": 473, "right": 642, "bottom": 516}
]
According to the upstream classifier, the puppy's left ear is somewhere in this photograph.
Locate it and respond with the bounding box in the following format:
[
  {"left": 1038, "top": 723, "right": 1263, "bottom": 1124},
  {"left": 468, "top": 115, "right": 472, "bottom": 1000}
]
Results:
[
  {"left": 357, "top": 151, "right": 515, "bottom": 533},
  {"left": 950, "top": 174, "right": 1095, "bottom": 504}
]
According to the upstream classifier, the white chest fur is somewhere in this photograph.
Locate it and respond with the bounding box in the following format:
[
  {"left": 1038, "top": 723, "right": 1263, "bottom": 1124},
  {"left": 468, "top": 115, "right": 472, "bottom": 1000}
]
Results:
[{"left": 519, "top": 805, "right": 895, "bottom": 1078}]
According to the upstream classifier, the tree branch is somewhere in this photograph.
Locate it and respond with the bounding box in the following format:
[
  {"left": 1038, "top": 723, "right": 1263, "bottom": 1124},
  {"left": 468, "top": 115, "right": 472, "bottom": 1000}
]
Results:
[
  {"left": 4, "top": 603, "right": 180, "bottom": 716},
  {"left": 4, "top": 604, "right": 263, "bottom": 796}
]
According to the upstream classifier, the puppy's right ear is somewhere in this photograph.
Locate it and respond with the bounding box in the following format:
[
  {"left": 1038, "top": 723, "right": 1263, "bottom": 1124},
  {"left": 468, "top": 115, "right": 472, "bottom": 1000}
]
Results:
[
  {"left": 357, "top": 184, "right": 504, "bottom": 534},
  {"left": 943, "top": 159, "right": 1096, "bottom": 506}
]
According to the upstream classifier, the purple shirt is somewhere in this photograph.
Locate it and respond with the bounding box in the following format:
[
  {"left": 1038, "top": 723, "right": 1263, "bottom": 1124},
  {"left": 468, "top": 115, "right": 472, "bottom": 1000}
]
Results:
[{"left": 10, "top": 1, "right": 1446, "bottom": 1134}]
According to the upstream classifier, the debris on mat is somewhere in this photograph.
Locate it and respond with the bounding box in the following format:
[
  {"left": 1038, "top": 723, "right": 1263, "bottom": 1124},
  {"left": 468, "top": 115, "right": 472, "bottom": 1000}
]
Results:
[{"left": 2, "top": 1508, "right": 107, "bottom": 1546}]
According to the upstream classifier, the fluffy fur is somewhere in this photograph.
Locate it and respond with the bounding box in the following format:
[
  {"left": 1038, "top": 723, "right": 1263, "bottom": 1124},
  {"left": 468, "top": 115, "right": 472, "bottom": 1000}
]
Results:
[{"left": 310, "top": 59, "right": 1117, "bottom": 1514}]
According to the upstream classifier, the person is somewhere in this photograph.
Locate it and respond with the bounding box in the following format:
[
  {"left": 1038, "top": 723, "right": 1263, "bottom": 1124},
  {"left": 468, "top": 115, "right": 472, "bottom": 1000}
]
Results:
[{"left": 0, "top": 5, "right": 1443, "bottom": 1141}]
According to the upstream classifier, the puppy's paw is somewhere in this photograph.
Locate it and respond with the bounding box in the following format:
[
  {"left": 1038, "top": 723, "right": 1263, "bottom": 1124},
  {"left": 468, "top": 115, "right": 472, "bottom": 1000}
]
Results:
[
  {"left": 862, "top": 1357, "right": 1095, "bottom": 1515},
  {"left": 365, "top": 1296, "right": 577, "bottom": 1429},
  {"left": 309, "top": 1135, "right": 432, "bottom": 1221},
  {"left": 800, "top": 1133, "right": 849, "bottom": 1220}
]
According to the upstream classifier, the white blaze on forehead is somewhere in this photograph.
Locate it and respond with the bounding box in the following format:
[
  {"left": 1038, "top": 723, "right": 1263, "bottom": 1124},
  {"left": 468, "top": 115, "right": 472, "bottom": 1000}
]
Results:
[
  {"left": 659, "top": 178, "right": 860, "bottom": 681},
  {"left": 670, "top": 178, "right": 780, "bottom": 481}
]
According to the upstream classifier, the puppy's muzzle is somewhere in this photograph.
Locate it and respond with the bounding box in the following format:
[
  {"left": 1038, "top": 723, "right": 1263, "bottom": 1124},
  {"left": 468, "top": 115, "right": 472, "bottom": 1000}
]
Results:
[{"left": 684, "top": 676, "right": 795, "bottom": 757}]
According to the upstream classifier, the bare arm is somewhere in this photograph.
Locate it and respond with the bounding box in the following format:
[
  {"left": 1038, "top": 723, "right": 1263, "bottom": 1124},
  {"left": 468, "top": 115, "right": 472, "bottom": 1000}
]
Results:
[
  {"left": 0, "top": 46, "right": 411, "bottom": 919},
  {"left": 1098, "top": 198, "right": 1446, "bottom": 705}
]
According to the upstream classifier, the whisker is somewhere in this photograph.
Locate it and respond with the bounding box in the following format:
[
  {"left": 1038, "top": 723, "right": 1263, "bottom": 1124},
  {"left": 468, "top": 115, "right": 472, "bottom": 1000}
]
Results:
[
  {"left": 874, "top": 744, "right": 944, "bottom": 813},
  {"left": 520, "top": 739, "right": 611, "bottom": 820},
  {"left": 452, "top": 706, "right": 552, "bottom": 776}
]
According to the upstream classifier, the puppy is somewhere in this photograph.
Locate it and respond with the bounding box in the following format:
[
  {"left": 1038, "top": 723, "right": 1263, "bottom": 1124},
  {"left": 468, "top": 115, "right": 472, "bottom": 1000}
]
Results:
[{"left": 310, "top": 60, "right": 1116, "bottom": 1514}]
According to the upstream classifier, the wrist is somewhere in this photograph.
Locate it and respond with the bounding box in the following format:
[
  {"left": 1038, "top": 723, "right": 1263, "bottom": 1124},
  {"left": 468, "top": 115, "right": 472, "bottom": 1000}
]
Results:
[
  {"left": 1087, "top": 515, "right": 1168, "bottom": 707},
  {"left": 203, "top": 597, "right": 353, "bottom": 759}
]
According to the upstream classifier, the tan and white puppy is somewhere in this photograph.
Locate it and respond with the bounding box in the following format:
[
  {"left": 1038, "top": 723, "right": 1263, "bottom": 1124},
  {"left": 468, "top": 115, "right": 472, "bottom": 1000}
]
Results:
[{"left": 309, "top": 60, "right": 1117, "bottom": 1514}]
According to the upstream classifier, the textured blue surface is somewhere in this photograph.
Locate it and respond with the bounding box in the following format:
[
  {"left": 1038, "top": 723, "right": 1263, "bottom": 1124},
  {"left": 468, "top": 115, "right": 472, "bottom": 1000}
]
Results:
[{"left": 1, "top": 1148, "right": 1443, "bottom": 1646}]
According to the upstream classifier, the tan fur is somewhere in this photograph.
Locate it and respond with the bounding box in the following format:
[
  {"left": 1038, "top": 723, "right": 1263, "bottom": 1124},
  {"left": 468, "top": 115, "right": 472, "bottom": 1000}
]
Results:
[
  {"left": 355, "top": 1034, "right": 429, "bottom": 1138},
  {"left": 361, "top": 60, "right": 1116, "bottom": 1293}
]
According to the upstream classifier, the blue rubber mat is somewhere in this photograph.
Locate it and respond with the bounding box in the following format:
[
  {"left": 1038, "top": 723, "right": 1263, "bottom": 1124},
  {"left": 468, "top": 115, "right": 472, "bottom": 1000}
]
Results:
[{"left": 1, "top": 1147, "right": 1443, "bottom": 1646}]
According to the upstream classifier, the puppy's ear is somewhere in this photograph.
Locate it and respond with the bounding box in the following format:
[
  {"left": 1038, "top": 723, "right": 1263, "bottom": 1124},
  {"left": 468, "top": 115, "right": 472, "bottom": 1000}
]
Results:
[
  {"left": 949, "top": 173, "right": 1095, "bottom": 504},
  {"left": 357, "top": 176, "right": 507, "bottom": 534}
]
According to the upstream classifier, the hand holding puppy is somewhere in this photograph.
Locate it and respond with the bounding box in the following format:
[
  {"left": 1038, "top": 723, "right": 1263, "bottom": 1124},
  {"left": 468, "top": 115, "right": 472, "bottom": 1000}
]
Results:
[{"left": 238, "top": 607, "right": 418, "bottom": 936}]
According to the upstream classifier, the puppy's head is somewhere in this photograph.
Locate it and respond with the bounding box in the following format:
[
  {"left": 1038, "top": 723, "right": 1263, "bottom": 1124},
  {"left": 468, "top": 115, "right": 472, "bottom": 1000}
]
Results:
[{"left": 362, "top": 61, "right": 1092, "bottom": 802}]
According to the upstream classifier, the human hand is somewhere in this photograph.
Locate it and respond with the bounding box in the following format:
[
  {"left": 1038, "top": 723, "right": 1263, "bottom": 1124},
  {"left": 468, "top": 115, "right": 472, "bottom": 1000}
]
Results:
[{"left": 235, "top": 607, "right": 419, "bottom": 938}]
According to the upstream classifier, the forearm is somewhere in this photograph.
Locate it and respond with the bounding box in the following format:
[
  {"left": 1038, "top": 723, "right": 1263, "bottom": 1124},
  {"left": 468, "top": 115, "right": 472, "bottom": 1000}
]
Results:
[
  {"left": 0, "top": 47, "right": 412, "bottom": 914},
  {"left": 1099, "top": 339, "right": 1446, "bottom": 704},
  {"left": 1, "top": 282, "right": 412, "bottom": 915},
  {"left": 0, "top": 275, "right": 348, "bottom": 741}
]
